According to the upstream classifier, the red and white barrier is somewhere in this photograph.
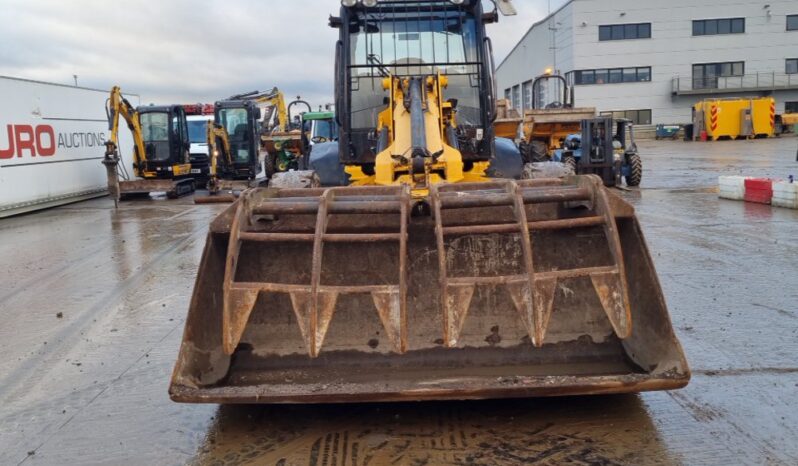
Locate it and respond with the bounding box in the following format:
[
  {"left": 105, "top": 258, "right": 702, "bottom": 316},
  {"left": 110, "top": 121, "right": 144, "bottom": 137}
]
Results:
[
  {"left": 773, "top": 181, "right": 798, "bottom": 209},
  {"left": 744, "top": 178, "right": 773, "bottom": 204},
  {"left": 718, "top": 176, "right": 797, "bottom": 209},
  {"left": 718, "top": 176, "right": 746, "bottom": 200}
]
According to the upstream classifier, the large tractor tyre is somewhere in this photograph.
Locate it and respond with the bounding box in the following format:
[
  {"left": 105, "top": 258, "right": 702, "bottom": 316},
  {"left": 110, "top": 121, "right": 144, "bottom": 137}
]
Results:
[
  {"left": 562, "top": 154, "right": 577, "bottom": 175},
  {"left": 625, "top": 153, "right": 643, "bottom": 187},
  {"left": 527, "top": 140, "right": 550, "bottom": 162},
  {"left": 264, "top": 152, "right": 277, "bottom": 179}
]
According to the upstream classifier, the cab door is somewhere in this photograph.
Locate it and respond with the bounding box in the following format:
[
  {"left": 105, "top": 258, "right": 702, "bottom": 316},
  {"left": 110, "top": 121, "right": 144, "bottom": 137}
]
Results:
[
  {"left": 170, "top": 106, "right": 191, "bottom": 165},
  {"left": 247, "top": 105, "right": 263, "bottom": 176}
]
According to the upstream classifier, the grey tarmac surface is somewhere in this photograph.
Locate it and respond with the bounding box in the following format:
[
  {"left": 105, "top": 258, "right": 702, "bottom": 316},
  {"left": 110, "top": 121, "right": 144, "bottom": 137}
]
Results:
[{"left": 1, "top": 136, "right": 797, "bottom": 465}]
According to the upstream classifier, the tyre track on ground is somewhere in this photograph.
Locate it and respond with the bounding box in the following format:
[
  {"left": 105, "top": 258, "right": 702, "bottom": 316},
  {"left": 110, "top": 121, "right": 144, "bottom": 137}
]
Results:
[{"left": 0, "top": 222, "right": 207, "bottom": 405}]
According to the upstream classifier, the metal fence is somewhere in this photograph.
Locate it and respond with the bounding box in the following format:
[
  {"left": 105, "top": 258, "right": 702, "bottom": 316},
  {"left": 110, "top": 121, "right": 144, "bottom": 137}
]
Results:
[{"left": 672, "top": 72, "right": 798, "bottom": 94}]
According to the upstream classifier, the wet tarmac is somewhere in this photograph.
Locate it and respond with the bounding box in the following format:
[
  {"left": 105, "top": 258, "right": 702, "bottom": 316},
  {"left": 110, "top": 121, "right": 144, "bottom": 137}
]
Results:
[{"left": 1, "top": 137, "right": 797, "bottom": 465}]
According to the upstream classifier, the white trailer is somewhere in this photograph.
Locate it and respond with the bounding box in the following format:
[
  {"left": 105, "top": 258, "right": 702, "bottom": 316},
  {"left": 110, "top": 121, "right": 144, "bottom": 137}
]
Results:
[{"left": 0, "top": 76, "right": 139, "bottom": 218}]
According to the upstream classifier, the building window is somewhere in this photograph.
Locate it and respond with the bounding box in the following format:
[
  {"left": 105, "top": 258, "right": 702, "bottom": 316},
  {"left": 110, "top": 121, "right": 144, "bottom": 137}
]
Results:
[
  {"left": 787, "top": 59, "right": 798, "bottom": 74},
  {"left": 599, "top": 23, "right": 651, "bottom": 41},
  {"left": 693, "top": 18, "right": 745, "bottom": 36},
  {"left": 504, "top": 88, "right": 511, "bottom": 102},
  {"left": 785, "top": 102, "right": 798, "bottom": 113},
  {"left": 692, "top": 61, "right": 744, "bottom": 89},
  {"left": 512, "top": 85, "right": 521, "bottom": 111},
  {"left": 600, "top": 109, "right": 652, "bottom": 125},
  {"left": 522, "top": 80, "right": 534, "bottom": 110},
  {"left": 571, "top": 67, "right": 651, "bottom": 85},
  {"left": 788, "top": 15, "right": 798, "bottom": 31}
]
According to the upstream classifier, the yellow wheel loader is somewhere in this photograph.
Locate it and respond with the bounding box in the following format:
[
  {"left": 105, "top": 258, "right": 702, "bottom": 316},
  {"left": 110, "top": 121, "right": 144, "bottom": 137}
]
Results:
[
  {"left": 170, "top": 0, "right": 689, "bottom": 404},
  {"left": 102, "top": 86, "right": 196, "bottom": 203}
]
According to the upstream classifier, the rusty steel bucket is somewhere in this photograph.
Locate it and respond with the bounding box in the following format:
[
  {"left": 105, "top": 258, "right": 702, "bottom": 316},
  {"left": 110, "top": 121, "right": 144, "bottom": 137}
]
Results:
[{"left": 170, "top": 175, "right": 689, "bottom": 404}]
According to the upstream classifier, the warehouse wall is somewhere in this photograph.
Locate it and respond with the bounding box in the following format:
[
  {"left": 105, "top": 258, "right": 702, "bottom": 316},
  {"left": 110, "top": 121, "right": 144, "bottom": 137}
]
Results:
[
  {"left": 496, "top": 2, "right": 575, "bottom": 108},
  {"left": 497, "top": 0, "right": 798, "bottom": 124}
]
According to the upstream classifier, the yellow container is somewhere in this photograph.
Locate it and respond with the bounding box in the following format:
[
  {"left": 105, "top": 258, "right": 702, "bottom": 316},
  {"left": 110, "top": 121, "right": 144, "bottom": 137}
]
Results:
[{"left": 694, "top": 98, "right": 775, "bottom": 140}]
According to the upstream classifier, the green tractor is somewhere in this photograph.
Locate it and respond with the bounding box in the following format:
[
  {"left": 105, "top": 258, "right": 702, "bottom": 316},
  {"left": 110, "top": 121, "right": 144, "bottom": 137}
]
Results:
[{"left": 302, "top": 109, "right": 337, "bottom": 147}]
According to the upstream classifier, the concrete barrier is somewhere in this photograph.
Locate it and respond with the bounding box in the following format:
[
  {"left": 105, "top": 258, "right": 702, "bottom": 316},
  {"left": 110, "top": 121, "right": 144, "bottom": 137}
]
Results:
[
  {"left": 773, "top": 181, "right": 798, "bottom": 209},
  {"left": 718, "top": 176, "right": 797, "bottom": 209}
]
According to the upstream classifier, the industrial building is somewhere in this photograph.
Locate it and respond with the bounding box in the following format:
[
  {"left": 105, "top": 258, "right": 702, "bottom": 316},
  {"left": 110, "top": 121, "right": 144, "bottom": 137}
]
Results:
[{"left": 496, "top": 0, "right": 798, "bottom": 125}]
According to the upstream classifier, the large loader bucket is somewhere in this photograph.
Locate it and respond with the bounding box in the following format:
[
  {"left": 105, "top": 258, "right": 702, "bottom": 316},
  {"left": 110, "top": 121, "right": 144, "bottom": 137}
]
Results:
[{"left": 170, "top": 175, "right": 689, "bottom": 404}]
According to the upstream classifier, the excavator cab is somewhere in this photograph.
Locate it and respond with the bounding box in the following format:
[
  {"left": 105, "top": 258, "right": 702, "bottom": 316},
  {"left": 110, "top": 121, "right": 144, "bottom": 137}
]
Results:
[
  {"left": 214, "top": 100, "right": 262, "bottom": 180},
  {"left": 136, "top": 105, "right": 192, "bottom": 177},
  {"left": 170, "top": 0, "right": 688, "bottom": 404}
]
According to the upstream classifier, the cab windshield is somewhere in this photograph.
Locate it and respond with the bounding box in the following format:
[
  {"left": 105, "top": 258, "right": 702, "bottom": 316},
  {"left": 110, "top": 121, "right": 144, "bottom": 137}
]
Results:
[
  {"left": 218, "top": 108, "right": 251, "bottom": 163},
  {"left": 140, "top": 112, "right": 169, "bottom": 143},
  {"left": 348, "top": 5, "right": 482, "bottom": 129},
  {"left": 218, "top": 108, "right": 249, "bottom": 141},
  {"left": 312, "top": 119, "right": 338, "bottom": 141}
]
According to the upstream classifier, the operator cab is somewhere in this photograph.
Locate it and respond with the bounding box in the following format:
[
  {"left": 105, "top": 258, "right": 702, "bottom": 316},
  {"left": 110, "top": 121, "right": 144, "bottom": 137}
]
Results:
[
  {"left": 214, "top": 100, "right": 262, "bottom": 179},
  {"left": 532, "top": 72, "right": 573, "bottom": 110},
  {"left": 302, "top": 111, "right": 338, "bottom": 146},
  {"left": 136, "top": 105, "right": 191, "bottom": 178},
  {"left": 332, "top": 0, "right": 499, "bottom": 166}
]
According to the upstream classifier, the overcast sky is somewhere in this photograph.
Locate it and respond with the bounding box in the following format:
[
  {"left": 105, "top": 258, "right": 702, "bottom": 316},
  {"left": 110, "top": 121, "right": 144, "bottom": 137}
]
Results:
[{"left": 0, "top": 0, "right": 564, "bottom": 107}]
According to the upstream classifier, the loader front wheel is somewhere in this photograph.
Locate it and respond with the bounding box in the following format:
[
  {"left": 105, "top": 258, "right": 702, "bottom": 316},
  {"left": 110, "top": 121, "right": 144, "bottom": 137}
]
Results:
[{"left": 626, "top": 153, "right": 642, "bottom": 187}]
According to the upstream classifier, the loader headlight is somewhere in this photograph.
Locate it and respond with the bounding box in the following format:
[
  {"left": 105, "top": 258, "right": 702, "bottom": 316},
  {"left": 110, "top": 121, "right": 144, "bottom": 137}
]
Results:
[
  {"left": 341, "top": 0, "right": 358, "bottom": 6},
  {"left": 450, "top": 0, "right": 466, "bottom": 4},
  {"left": 362, "top": 0, "right": 378, "bottom": 6},
  {"left": 613, "top": 153, "right": 622, "bottom": 163}
]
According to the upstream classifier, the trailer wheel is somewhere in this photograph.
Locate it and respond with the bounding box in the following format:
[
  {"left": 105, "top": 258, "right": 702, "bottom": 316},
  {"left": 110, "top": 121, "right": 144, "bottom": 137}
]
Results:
[{"left": 626, "top": 153, "right": 642, "bottom": 187}]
